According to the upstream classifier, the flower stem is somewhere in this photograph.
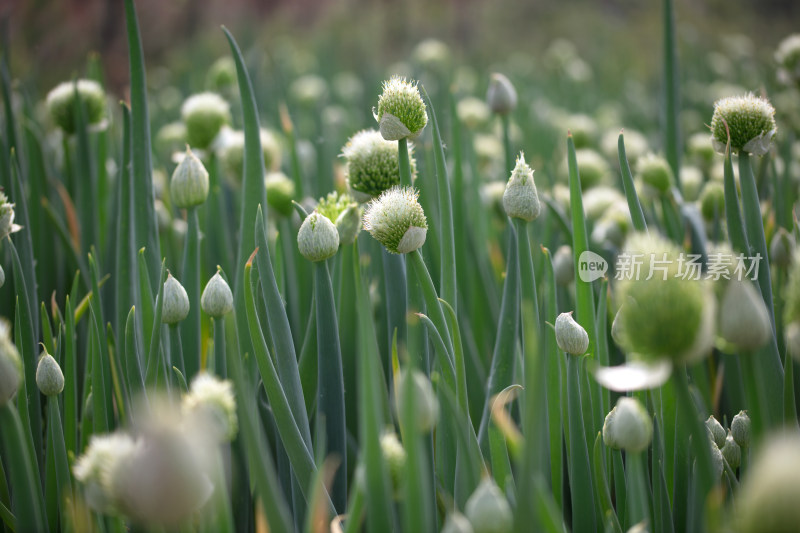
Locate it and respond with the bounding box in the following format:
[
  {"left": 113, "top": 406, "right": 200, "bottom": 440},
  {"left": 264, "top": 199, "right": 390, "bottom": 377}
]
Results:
[{"left": 181, "top": 207, "right": 201, "bottom": 380}]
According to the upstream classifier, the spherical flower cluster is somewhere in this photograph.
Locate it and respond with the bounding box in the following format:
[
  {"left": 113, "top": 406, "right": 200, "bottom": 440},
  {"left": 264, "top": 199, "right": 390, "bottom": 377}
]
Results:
[
  {"left": 379, "top": 432, "right": 407, "bottom": 497},
  {"left": 775, "top": 34, "right": 800, "bottom": 87},
  {"left": 45, "top": 79, "right": 107, "bottom": 134},
  {"left": 636, "top": 152, "right": 674, "bottom": 194},
  {"left": 316, "top": 191, "right": 362, "bottom": 245},
  {"left": 181, "top": 92, "right": 231, "bottom": 150},
  {"left": 0, "top": 192, "right": 16, "bottom": 240},
  {"left": 710, "top": 94, "right": 777, "bottom": 156},
  {"left": 265, "top": 172, "right": 296, "bottom": 217},
  {"left": 613, "top": 232, "right": 715, "bottom": 363},
  {"left": 219, "top": 127, "right": 282, "bottom": 180},
  {"left": 502, "top": 152, "right": 541, "bottom": 222},
  {"left": 363, "top": 186, "right": 428, "bottom": 254},
  {"left": 375, "top": 76, "right": 428, "bottom": 141},
  {"left": 342, "top": 129, "right": 416, "bottom": 200},
  {"left": 297, "top": 212, "right": 339, "bottom": 262},
  {"left": 465, "top": 478, "right": 513, "bottom": 533},
  {"left": 182, "top": 373, "right": 238, "bottom": 442},
  {"left": 0, "top": 319, "right": 22, "bottom": 407}
]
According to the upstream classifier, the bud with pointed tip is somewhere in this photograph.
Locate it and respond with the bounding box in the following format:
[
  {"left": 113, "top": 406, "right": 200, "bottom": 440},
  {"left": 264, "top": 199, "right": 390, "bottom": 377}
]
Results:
[
  {"left": 770, "top": 228, "right": 795, "bottom": 268},
  {"left": 602, "top": 397, "right": 653, "bottom": 453},
  {"left": 464, "top": 478, "right": 513, "bottom": 533},
  {"left": 731, "top": 410, "right": 751, "bottom": 448},
  {"left": 396, "top": 369, "right": 439, "bottom": 433},
  {"left": 705, "top": 415, "right": 726, "bottom": 448},
  {"left": 45, "top": 79, "right": 107, "bottom": 134},
  {"left": 170, "top": 147, "right": 209, "bottom": 209},
  {"left": 181, "top": 92, "right": 231, "bottom": 149},
  {"left": 363, "top": 186, "right": 427, "bottom": 254},
  {"left": 201, "top": 271, "right": 233, "bottom": 318},
  {"left": 0, "top": 321, "right": 22, "bottom": 407},
  {"left": 502, "top": 152, "right": 541, "bottom": 221},
  {"left": 162, "top": 274, "right": 190, "bottom": 325},
  {"left": 710, "top": 94, "right": 777, "bottom": 156},
  {"left": 555, "top": 312, "right": 589, "bottom": 355},
  {"left": 36, "top": 351, "right": 64, "bottom": 396},
  {"left": 375, "top": 76, "right": 427, "bottom": 141},
  {"left": 298, "top": 212, "right": 339, "bottom": 262},
  {"left": 721, "top": 430, "right": 741, "bottom": 469},
  {"left": 719, "top": 280, "right": 772, "bottom": 351},
  {"left": 342, "top": 129, "right": 417, "bottom": 200},
  {"left": 710, "top": 440, "right": 724, "bottom": 479},
  {"left": 486, "top": 73, "right": 517, "bottom": 115}
]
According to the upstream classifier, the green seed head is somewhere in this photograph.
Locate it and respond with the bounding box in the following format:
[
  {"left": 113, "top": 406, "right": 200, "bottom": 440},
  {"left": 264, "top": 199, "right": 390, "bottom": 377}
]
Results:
[
  {"left": 457, "top": 97, "right": 491, "bottom": 130},
  {"left": 710, "top": 94, "right": 777, "bottom": 155},
  {"left": 0, "top": 192, "right": 16, "bottom": 240},
  {"left": 731, "top": 410, "right": 751, "bottom": 448},
  {"left": 486, "top": 73, "right": 517, "bottom": 115},
  {"left": 206, "top": 57, "right": 236, "bottom": 92},
  {"left": 36, "top": 351, "right": 64, "bottom": 396},
  {"left": 375, "top": 76, "right": 428, "bottom": 141},
  {"left": 602, "top": 397, "right": 653, "bottom": 453},
  {"left": 170, "top": 147, "right": 209, "bottom": 209},
  {"left": 220, "top": 127, "right": 282, "bottom": 180},
  {"left": 775, "top": 34, "right": 800, "bottom": 87},
  {"left": 770, "top": 228, "right": 795, "bottom": 268},
  {"left": 298, "top": 212, "right": 339, "bottom": 262},
  {"left": 786, "top": 321, "right": 800, "bottom": 363},
  {"left": 155, "top": 122, "right": 187, "bottom": 160},
  {"left": 413, "top": 39, "right": 451, "bottom": 71},
  {"left": 396, "top": 369, "right": 439, "bottom": 433},
  {"left": 162, "top": 273, "right": 190, "bottom": 325},
  {"left": 363, "top": 186, "right": 428, "bottom": 254},
  {"left": 201, "top": 270, "right": 233, "bottom": 318},
  {"left": 555, "top": 312, "right": 589, "bottom": 355},
  {"left": 265, "top": 172, "right": 296, "bottom": 217},
  {"left": 181, "top": 92, "right": 231, "bottom": 150},
  {"left": 636, "top": 152, "right": 674, "bottom": 194},
  {"left": 183, "top": 373, "right": 238, "bottom": 442},
  {"left": 317, "top": 191, "right": 362, "bottom": 245},
  {"left": 566, "top": 114, "right": 598, "bottom": 149},
  {"left": 0, "top": 321, "right": 22, "bottom": 407},
  {"left": 721, "top": 430, "right": 742, "bottom": 470},
  {"left": 705, "top": 415, "right": 727, "bottom": 448},
  {"left": 562, "top": 148, "right": 611, "bottom": 190},
  {"left": 699, "top": 181, "right": 725, "bottom": 222},
  {"left": 342, "top": 129, "right": 417, "bottom": 199},
  {"left": 614, "top": 232, "right": 715, "bottom": 363},
  {"left": 290, "top": 74, "right": 328, "bottom": 108},
  {"left": 680, "top": 166, "right": 704, "bottom": 202},
  {"left": 379, "top": 432, "right": 407, "bottom": 497},
  {"left": 719, "top": 280, "right": 772, "bottom": 351},
  {"left": 503, "top": 152, "right": 541, "bottom": 221},
  {"left": 737, "top": 432, "right": 800, "bottom": 533},
  {"left": 45, "top": 79, "right": 107, "bottom": 134},
  {"left": 465, "top": 478, "right": 513, "bottom": 533},
  {"left": 687, "top": 131, "right": 716, "bottom": 169}
]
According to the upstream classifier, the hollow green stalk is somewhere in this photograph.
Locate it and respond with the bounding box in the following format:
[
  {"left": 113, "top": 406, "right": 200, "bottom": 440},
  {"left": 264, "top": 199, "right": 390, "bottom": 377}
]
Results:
[
  {"left": 566, "top": 354, "right": 596, "bottom": 532},
  {"left": 181, "top": 207, "right": 201, "bottom": 380},
  {"left": 0, "top": 404, "right": 46, "bottom": 532},
  {"left": 314, "top": 259, "right": 347, "bottom": 513}
]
